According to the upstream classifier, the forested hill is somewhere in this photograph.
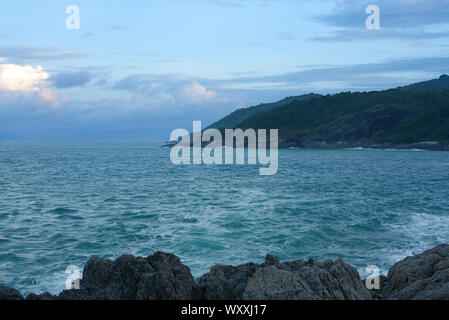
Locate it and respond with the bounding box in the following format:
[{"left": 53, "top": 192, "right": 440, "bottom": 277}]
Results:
[
  {"left": 206, "top": 93, "right": 321, "bottom": 130},
  {"left": 207, "top": 75, "right": 449, "bottom": 150},
  {"left": 398, "top": 74, "right": 449, "bottom": 91}
]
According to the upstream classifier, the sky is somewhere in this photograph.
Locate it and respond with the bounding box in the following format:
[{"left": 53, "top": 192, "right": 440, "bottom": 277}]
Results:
[{"left": 0, "top": 0, "right": 448, "bottom": 141}]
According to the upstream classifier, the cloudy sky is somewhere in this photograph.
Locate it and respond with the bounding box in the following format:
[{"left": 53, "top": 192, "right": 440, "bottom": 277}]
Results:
[{"left": 0, "top": 0, "right": 448, "bottom": 141}]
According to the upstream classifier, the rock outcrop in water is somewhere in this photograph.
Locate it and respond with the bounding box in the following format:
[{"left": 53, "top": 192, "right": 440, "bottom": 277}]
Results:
[
  {"left": 2, "top": 244, "right": 449, "bottom": 300},
  {"left": 197, "top": 254, "right": 371, "bottom": 300},
  {"left": 377, "top": 244, "right": 449, "bottom": 300},
  {"left": 0, "top": 286, "right": 24, "bottom": 300},
  {"left": 27, "top": 251, "right": 199, "bottom": 300}
]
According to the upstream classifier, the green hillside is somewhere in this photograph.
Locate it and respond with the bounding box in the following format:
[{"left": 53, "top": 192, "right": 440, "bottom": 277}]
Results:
[
  {"left": 205, "top": 75, "right": 449, "bottom": 149},
  {"left": 237, "top": 89, "right": 449, "bottom": 145},
  {"left": 399, "top": 74, "right": 449, "bottom": 91},
  {"left": 206, "top": 93, "right": 320, "bottom": 130}
]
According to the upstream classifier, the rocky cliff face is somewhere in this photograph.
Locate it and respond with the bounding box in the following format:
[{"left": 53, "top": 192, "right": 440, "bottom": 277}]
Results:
[{"left": 2, "top": 244, "right": 449, "bottom": 300}]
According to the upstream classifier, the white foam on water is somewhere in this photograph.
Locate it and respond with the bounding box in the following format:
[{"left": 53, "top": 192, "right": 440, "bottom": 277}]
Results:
[{"left": 381, "top": 211, "right": 449, "bottom": 270}]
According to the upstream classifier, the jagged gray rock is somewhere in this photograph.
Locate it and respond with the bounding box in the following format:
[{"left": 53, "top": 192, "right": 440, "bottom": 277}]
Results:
[
  {"left": 244, "top": 257, "right": 371, "bottom": 300},
  {"left": 197, "top": 262, "right": 260, "bottom": 299},
  {"left": 243, "top": 266, "right": 318, "bottom": 300},
  {"left": 380, "top": 244, "right": 449, "bottom": 300},
  {"left": 25, "top": 251, "right": 198, "bottom": 300},
  {"left": 79, "top": 251, "right": 198, "bottom": 300},
  {"left": 0, "top": 286, "right": 23, "bottom": 300},
  {"left": 81, "top": 254, "right": 153, "bottom": 299},
  {"left": 136, "top": 251, "right": 199, "bottom": 300},
  {"left": 26, "top": 291, "right": 57, "bottom": 300},
  {"left": 2, "top": 245, "right": 449, "bottom": 300},
  {"left": 198, "top": 255, "right": 371, "bottom": 300}
]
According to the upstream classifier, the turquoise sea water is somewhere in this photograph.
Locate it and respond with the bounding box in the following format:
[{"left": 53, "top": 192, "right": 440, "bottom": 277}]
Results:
[{"left": 1, "top": 142, "right": 449, "bottom": 295}]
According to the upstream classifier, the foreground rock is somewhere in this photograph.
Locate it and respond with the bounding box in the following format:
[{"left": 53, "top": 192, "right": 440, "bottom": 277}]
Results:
[
  {"left": 197, "top": 255, "right": 371, "bottom": 300},
  {"left": 0, "top": 286, "right": 24, "bottom": 300},
  {"left": 28, "top": 252, "right": 199, "bottom": 300},
  {"left": 2, "top": 244, "right": 449, "bottom": 300},
  {"left": 378, "top": 244, "right": 449, "bottom": 300}
]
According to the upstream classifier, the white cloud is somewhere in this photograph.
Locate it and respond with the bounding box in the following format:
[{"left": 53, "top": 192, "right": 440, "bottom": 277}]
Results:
[
  {"left": 0, "top": 62, "right": 69, "bottom": 108},
  {"left": 37, "top": 88, "right": 69, "bottom": 108},
  {"left": 115, "top": 74, "right": 218, "bottom": 111},
  {"left": 0, "top": 63, "right": 49, "bottom": 92},
  {"left": 176, "top": 81, "right": 216, "bottom": 104}
]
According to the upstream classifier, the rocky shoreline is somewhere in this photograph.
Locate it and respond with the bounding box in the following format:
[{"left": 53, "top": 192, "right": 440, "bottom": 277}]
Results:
[
  {"left": 1, "top": 244, "right": 449, "bottom": 300},
  {"left": 162, "top": 140, "right": 449, "bottom": 151},
  {"left": 279, "top": 140, "right": 449, "bottom": 151}
]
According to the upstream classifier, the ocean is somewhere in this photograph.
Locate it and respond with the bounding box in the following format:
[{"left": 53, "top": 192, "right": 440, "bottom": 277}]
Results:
[{"left": 1, "top": 142, "right": 449, "bottom": 295}]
